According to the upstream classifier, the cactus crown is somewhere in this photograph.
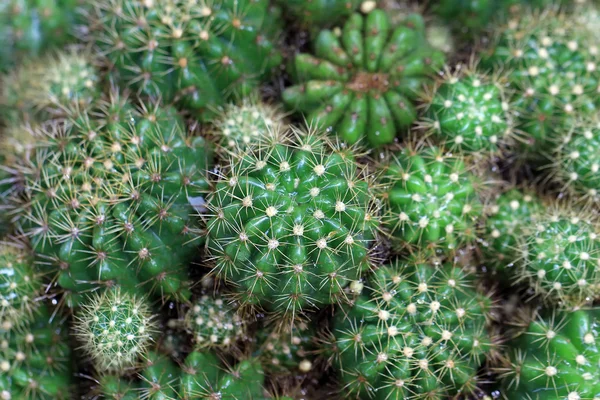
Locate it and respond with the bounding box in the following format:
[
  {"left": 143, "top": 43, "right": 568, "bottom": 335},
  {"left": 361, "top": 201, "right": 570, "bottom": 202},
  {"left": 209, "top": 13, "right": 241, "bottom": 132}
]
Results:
[
  {"left": 206, "top": 127, "right": 380, "bottom": 320},
  {"left": 74, "top": 288, "right": 156, "bottom": 373}
]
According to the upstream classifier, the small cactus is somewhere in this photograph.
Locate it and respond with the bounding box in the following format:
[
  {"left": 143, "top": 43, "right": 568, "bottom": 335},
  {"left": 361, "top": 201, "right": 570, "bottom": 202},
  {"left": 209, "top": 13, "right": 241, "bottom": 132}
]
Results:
[
  {"left": 275, "top": 0, "right": 360, "bottom": 28},
  {"left": 73, "top": 288, "right": 156, "bottom": 373},
  {"left": 379, "top": 143, "right": 484, "bottom": 256},
  {"left": 256, "top": 321, "right": 316, "bottom": 375},
  {"left": 282, "top": 9, "right": 445, "bottom": 147},
  {"left": 205, "top": 128, "right": 380, "bottom": 319}
]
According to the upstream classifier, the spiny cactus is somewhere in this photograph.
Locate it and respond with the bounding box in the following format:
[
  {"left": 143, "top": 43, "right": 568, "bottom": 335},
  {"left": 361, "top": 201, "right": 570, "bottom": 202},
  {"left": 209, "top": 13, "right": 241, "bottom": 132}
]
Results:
[
  {"left": 0, "top": 243, "right": 41, "bottom": 327},
  {"left": 329, "top": 258, "right": 495, "bottom": 399},
  {"left": 205, "top": 128, "right": 380, "bottom": 320},
  {"left": 0, "top": 0, "right": 79, "bottom": 71},
  {"left": 498, "top": 307, "right": 600, "bottom": 400},
  {"left": 282, "top": 9, "right": 445, "bottom": 147},
  {"left": 379, "top": 143, "right": 484, "bottom": 256},
  {"left": 275, "top": 0, "right": 360, "bottom": 29},
  {"left": 73, "top": 288, "right": 156, "bottom": 373},
  {"left": 184, "top": 294, "right": 245, "bottom": 349},
  {"left": 0, "top": 305, "right": 72, "bottom": 399},
  {"left": 481, "top": 187, "right": 543, "bottom": 271},
  {"left": 212, "top": 100, "right": 287, "bottom": 155},
  {"left": 421, "top": 67, "right": 513, "bottom": 155},
  {"left": 481, "top": 6, "right": 600, "bottom": 160},
  {"left": 17, "top": 95, "right": 213, "bottom": 306},
  {"left": 256, "top": 321, "right": 316, "bottom": 375},
  {"left": 88, "top": 0, "right": 283, "bottom": 121},
  {"left": 515, "top": 206, "right": 600, "bottom": 305}
]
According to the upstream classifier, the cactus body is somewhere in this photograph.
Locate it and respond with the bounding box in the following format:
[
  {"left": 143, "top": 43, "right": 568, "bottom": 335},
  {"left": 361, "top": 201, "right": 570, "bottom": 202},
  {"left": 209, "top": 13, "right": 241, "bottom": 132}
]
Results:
[
  {"left": 275, "top": 0, "right": 360, "bottom": 28},
  {"left": 282, "top": 10, "right": 445, "bottom": 147},
  {"left": 330, "top": 260, "right": 494, "bottom": 399},
  {"left": 18, "top": 97, "right": 212, "bottom": 306},
  {"left": 89, "top": 0, "right": 283, "bottom": 121},
  {"left": 184, "top": 295, "right": 244, "bottom": 349},
  {"left": 256, "top": 321, "right": 316, "bottom": 375},
  {"left": 206, "top": 131, "right": 379, "bottom": 318},
  {"left": 500, "top": 308, "right": 600, "bottom": 399},
  {"left": 379, "top": 144, "right": 483, "bottom": 256}
]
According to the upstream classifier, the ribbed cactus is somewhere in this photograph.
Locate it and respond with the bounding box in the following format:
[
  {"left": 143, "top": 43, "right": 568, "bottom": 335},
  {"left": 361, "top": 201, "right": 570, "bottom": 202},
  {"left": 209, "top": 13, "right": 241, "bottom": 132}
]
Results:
[
  {"left": 205, "top": 129, "right": 379, "bottom": 319},
  {"left": 184, "top": 294, "right": 245, "bottom": 349},
  {"left": 282, "top": 10, "right": 445, "bottom": 147},
  {"left": 275, "top": 0, "right": 360, "bottom": 28},
  {"left": 0, "top": 305, "right": 72, "bottom": 399},
  {"left": 379, "top": 144, "right": 484, "bottom": 256},
  {"left": 422, "top": 67, "right": 513, "bottom": 155},
  {"left": 17, "top": 95, "right": 213, "bottom": 305},
  {"left": 329, "top": 259, "right": 495, "bottom": 399},
  {"left": 256, "top": 321, "right": 316, "bottom": 375},
  {"left": 0, "top": 243, "right": 40, "bottom": 327},
  {"left": 74, "top": 288, "right": 156, "bottom": 373},
  {"left": 481, "top": 6, "right": 600, "bottom": 159},
  {"left": 88, "top": 0, "right": 283, "bottom": 121},
  {"left": 498, "top": 307, "right": 600, "bottom": 399}
]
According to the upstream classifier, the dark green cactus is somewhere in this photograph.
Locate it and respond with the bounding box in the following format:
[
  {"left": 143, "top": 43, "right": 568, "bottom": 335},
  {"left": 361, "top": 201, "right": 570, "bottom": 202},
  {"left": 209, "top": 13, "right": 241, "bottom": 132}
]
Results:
[
  {"left": 255, "top": 321, "right": 316, "bottom": 375},
  {"left": 88, "top": 0, "right": 283, "bottom": 121},
  {"left": 329, "top": 259, "right": 495, "bottom": 399},
  {"left": 205, "top": 129, "right": 380, "bottom": 320},
  {"left": 275, "top": 0, "right": 360, "bottom": 28},
  {"left": 283, "top": 10, "right": 445, "bottom": 147}
]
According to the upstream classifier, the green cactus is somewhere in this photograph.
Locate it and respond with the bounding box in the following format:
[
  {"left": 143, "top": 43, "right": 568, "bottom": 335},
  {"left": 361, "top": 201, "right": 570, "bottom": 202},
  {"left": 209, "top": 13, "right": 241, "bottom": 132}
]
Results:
[
  {"left": 17, "top": 95, "right": 213, "bottom": 306},
  {"left": 0, "top": 243, "right": 41, "bottom": 327},
  {"left": 205, "top": 129, "right": 380, "bottom": 320},
  {"left": 88, "top": 0, "right": 283, "bottom": 121},
  {"left": 255, "top": 321, "right": 316, "bottom": 375},
  {"left": 515, "top": 206, "right": 600, "bottom": 305},
  {"left": 0, "top": 0, "right": 79, "bottom": 72},
  {"left": 73, "top": 288, "right": 156, "bottom": 373},
  {"left": 282, "top": 10, "right": 445, "bottom": 147},
  {"left": 422, "top": 68, "right": 513, "bottom": 155},
  {"left": 329, "top": 259, "right": 495, "bottom": 399},
  {"left": 481, "top": 6, "right": 600, "bottom": 160},
  {"left": 184, "top": 294, "right": 245, "bottom": 349},
  {"left": 481, "top": 187, "right": 543, "bottom": 271},
  {"left": 0, "top": 305, "right": 72, "bottom": 399},
  {"left": 379, "top": 144, "right": 484, "bottom": 256},
  {"left": 212, "top": 100, "right": 287, "bottom": 155},
  {"left": 275, "top": 0, "right": 360, "bottom": 28},
  {"left": 498, "top": 307, "right": 600, "bottom": 399}
]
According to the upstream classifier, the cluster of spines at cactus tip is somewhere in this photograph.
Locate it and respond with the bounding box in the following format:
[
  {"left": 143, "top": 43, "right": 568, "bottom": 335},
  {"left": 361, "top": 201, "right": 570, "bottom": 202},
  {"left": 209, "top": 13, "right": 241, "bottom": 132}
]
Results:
[{"left": 205, "top": 127, "right": 380, "bottom": 321}]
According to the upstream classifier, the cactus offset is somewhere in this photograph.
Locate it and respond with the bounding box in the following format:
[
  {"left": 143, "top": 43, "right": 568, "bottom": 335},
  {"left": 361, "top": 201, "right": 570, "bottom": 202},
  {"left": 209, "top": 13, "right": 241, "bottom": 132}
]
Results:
[
  {"left": 255, "top": 321, "right": 316, "bottom": 375},
  {"left": 275, "top": 0, "right": 360, "bottom": 28}
]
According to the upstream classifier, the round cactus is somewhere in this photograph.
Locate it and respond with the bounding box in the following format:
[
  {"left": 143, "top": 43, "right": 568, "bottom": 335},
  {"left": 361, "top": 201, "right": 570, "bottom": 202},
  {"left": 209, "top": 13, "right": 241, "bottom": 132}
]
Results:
[
  {"left": 421, "top": 67, "right": 513, "bottom": 155},
  {"left": 0, "top": 0, "right": 79, "bottom": 71},
  {"left": 498, "top": 307, "right": 600, "bottom": 399},
  {"left": 184, "top": 294, "right": 245, "bottom": 349},
  {"left": 0, "top": 243, "right": 40, "bottom": 327},
  {"left": 515, "top": 206, "right": 600, "bottom": 305},
  {"left": 329, "top": 258, "right": 495, "bottom": 399},
  {"left": 88, "top": 0, "right": 283, "bottom": 121},
  {"left": 73, "top": 288, "right": 156, "bottom": 373},
  {"left": 282, "top": 9, "right": 445, "bottom": 147},
  {"left": 256, "top": 321, "right": 316, "bottom": 375},
  {"left": 481, "top": 6, "right": 600, "bottom": 159},
  {"left": 379, "top": 143, "right": 484, "bottom": 256},
  {"left": 17, "top": 95, "right": 213, "bottom": 306},
  {"left": 212, "top": 100, "right": 287, "bottom": 154},
  {"left": 0, "top": 305, "right": 72, "bottom": 399},
  {"left": 481, "top": 187, "right": 543, "bottom": 271},
  {"left": 205, "top": 129, "right": 380, "bottom": 319},
  {"left": 275, "top": 0, "right": 360, "bottom": 28}
]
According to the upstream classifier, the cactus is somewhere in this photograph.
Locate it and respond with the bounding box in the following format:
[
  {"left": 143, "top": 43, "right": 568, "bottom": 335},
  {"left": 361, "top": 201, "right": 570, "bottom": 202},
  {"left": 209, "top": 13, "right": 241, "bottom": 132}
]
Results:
[
  {"left": 17, "top": 95, "right": 213, "bottom": 306},
  {"left": 184, "top": 294, "right": 245, "bottom": 349},
  {"left": 329, "top": 258, "right": 495, "bottom": 399},
  {"left": 88, "top": 0, "right": 283, "bottom": 121},
  {"left": 256, "top": 321, "right": 316, "bottom": 375},
  {"left": 205, "top": 129, "right": 380, "bottom": 320},
  {"left": 73, "top": 288, "right": 156, "bottom": 373},
  {"left": 282, "top": 10, "right": 445, "bottom": 147},
  {"left": 481, "top": 6, "right": 600, "bottom": 160},
  {"left": 515, "top": 206, "right": 600, "bottom": 305},
  {"left": 212, "top": 100, "right": 287, "bottom": 155},
  {"left": 421, "top": 67, "right": 513, "bottom": 155},
  {"left": 498, "top": 307, "right": 600, "bottom": 399},
  {"left": 0, "top": 305, "right": 72, "bottom": 399},
  {"left": 0, "top": 243, "right": 41, "bottom": 327},
  {"left": 275, "top": 0, "right": 360, "bottom": 29},
  {"left": 481, "top": 187, "right": 543, "bottom": 271},
  {"left": 379, "top": 143, "right": 484, "bottom": 256},
  {"left": 0, "top": 0, "right": 79, "bottom": 71}
]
